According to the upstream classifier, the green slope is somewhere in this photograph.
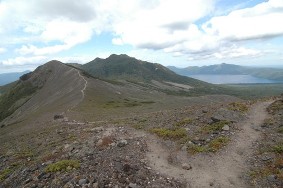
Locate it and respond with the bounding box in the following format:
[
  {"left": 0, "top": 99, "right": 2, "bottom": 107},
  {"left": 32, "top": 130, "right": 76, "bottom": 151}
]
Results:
[
  {"left": 80, "top": 54, "right": 229, "bottom": 96},
  {"left": 81, "top": 54, "right": 210, "bottom": 85},
  {"left": 0, "top": 79, "right": 38, "bottom": 122}
]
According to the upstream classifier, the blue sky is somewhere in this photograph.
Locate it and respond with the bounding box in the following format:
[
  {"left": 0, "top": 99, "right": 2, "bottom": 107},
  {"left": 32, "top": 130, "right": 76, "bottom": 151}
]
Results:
[{"left": 0, "top": 0, "right": 283, "bottom": 73}]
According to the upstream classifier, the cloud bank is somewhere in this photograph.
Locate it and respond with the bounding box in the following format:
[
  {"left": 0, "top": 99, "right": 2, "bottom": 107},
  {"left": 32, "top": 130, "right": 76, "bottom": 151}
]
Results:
[{"left": 0, "top": 0, "right": 283, "bottom": 66}]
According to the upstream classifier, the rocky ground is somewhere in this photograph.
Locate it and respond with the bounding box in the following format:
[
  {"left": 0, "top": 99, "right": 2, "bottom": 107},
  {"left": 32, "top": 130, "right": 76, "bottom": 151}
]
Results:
[
  {"left": 0, "top": 96, "right": 281, "bottom": 188},
  {"left": 248, "top": 95, "right": 283, "bottom": 188}
]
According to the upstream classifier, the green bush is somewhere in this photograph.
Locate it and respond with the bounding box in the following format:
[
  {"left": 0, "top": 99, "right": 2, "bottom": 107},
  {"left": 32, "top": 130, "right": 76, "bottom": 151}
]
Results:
[
  {"left": 175, "top": 118, "right": 193, "bottom": 127},
  {"left": 0, "top": 168, "right": 12, "bottom": 181},
  {"left": 202, "top": 120, "right": 230, "bottom": 133},
  {"left": 150, "top": 128, "right": 187, "bottom": 140},
  {"left": 45, "top": 160, "right": 80, "bottom": 172},
  {"left": 208, "top": 136, "right": 229, "bottom": 152},
  {"left": 228, "top": 102, "right": 248, "bottom": 113},
  {"left": 273, "top": 144, "right": 283, "bottom": 154}
]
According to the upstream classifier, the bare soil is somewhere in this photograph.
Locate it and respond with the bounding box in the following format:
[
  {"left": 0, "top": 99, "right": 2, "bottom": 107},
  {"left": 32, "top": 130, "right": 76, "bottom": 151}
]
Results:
[{"left": 143, "top": 101, "right": 273, "bottom": 188}]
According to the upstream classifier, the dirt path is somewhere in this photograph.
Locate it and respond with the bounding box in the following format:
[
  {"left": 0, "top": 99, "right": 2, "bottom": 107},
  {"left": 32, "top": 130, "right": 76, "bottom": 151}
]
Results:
[
  {"left": 66, "top": 69, "right": 87, "bottom": 112},
  {"left": 144, "top": 101, "right": 273, "bottom": 188},
  {"left": 76, "top": 69, "right": 87, "bottom": 99}
]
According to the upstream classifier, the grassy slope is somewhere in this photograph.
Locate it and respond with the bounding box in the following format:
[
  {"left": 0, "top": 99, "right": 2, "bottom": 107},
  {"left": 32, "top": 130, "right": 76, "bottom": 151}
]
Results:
[
  {"left": 0, "top": 81, "right": 38, "bottom": 122},
  {"left": 221, "top": 84, "right": 283, "bottom": 99},
  {"left": 0, "top": 82, "right": 16, "bottom": 95},
  {"left": 80, "top": 54, "right": 231, "bottom": 96}
]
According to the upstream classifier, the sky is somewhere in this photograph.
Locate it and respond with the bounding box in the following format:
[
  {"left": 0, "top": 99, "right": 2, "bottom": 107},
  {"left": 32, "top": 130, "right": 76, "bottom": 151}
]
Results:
[{"left": 0, "top": 0, "right": 283, "bottom": 73}]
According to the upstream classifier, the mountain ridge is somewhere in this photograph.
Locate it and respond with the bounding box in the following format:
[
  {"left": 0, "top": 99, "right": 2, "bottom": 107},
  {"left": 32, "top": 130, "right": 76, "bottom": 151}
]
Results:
[
  {"left": 168, "top": 63, "right": 283, "bottom": 81},
  {"left": 0, "top": 70, "right": 30, "bottom": 86},
  {"left": 81, "top": 54, "right": 209, "bottom": 86}
]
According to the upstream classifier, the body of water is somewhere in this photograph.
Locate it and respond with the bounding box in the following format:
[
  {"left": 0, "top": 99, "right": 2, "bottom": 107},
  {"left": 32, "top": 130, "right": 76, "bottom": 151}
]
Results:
[{"left": 189, "top": 74, "right": 280, "bottom": 84}]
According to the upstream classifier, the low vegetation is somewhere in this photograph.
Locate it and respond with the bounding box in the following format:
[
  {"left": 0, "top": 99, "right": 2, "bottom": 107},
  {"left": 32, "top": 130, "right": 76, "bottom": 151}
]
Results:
[
  {"left": 150, "top": 128, "right": 187, "bottom": 140},
  {"left": 228, "top": 102, "right": 249, "bottom": 113},
  {"left": 187, "top": 136, "right": 230, "bottom": 154},
  {"left": 175, "top": 118, "right": 193, "bottom": 127},
  {"left": 201, "top": 120, "right": 230, "bottom": 134},
  {"left": 272, "top": 143, "right": 283, "bottom": 154},
  {"left": 208, "top": 136, "right": 230, "bottom": 152},
  {"left": 0, "top": 81, "right": 38, "bottom": 122},
  {"left": 103, "top": 99, "right": 155, "bottom": 108},
  {"left": 45, "top": 160, "right": 80, "bottom": 172},
  {"left": 0, "top": 168, "right": 12, "bottom": 182}
]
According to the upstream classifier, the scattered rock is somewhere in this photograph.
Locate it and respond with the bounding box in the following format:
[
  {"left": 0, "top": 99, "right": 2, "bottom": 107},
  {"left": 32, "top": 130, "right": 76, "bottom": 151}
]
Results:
[
  {"left": 54, "top": 114, "right": 64, "bottom": 120},
  {"left": 202, "top": 110, "right": 208, "bottom": 113},
  {"left": 181, "top": 145, "right": 187, "bottom": 151},
  {"left": 267, "top": 175, "right": 277, "bottom": 182},
  {"left": 222, "top": 125, "right": 230, "bottom": 131},
  {"left": 261, "top": 155, "right": 273, "bottom": 161},
  {"left": 92, "top": 182, "right": 98, "bottom": 188},
  {"left": 128, "top": 182, "right": 139, "bottom": 188},
  {"left": 212, "top": 108, "right": 244, "bottom": 123},
  {"left": 79, "top": 179, "right": 88, "bottom": 185},
  {"left": 182, "top": 163, "right": 192, "bottom": 170},
  {"left": 117, "top": 139, "right": 128, "bottom": 147},
  {"left": 25, "top": 178, "right": 32, "bottom": 184},
  {"left": 96, "top": 136, "right": 113, "bottom": 148}
]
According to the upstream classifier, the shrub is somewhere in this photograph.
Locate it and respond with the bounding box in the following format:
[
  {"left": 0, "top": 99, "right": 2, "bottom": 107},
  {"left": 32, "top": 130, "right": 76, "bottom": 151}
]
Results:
[
  {"left": 208, "top": 136, "right": 229, "bottom": 152},
  {"left": 45, "top": 160, "right": 80, "bottom": 172},
  {"left": 0, "top": 168, "right": 12, "bottom": 181},
  {"left": 175, "top": 118, "right": 193, "bottom": 127},
  {"left": 273, "top": 144, "right": 283, "bottom": 154},
  {"left": 202, "top": 120, "right": 230, "bottom": 134},
  {"left": 150, "top": 128, "right": 187, "bottom": 140},
  {"left": 187, "top": 145, "right": 207, "bottom": 154},
  {"left": 228, "top": 102, "right": 248, "bottom": 113}
]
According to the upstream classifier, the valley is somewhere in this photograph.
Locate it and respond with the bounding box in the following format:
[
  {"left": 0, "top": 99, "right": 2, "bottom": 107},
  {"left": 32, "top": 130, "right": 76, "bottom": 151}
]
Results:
[{"left": 0, "top": 55, "right": 282, "bottom": 188}]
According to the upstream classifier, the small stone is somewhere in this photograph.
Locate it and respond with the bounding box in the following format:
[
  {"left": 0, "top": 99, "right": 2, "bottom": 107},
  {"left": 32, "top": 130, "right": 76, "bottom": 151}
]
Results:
[
  {"left": 128, "top": 182, "right": 138, "bottom": 188},
  {"left": 261, "top": 155, "right": 273, "bottom": 161},
  {"left": 202, "top": 110, "right": 208, "bottom": 113},
  {"left": 25, "top": 178, "right": 32, "bottom": 184},
  {"left": 92, "top": 182, "right": 98, "bottom": 188},
  {"left": 66, "top": 166, "right": 73, "bottom": 171},
  {"left": 79, "top": 179, "right": 88, "bottom": 185},
  {"left": 182, "top": 163, "right": 192, "bottom": 170},
  {"left": 252, "top": 126, "right": 261, "bottom": 131},
  {"left": 222, "top": 125, "right": 230, "bottom": 131},
  {"left": 117, "top": 139, "right": 128, "bottom": 147},
  {"left": 37, "top": 172, "right": 45, "bottom": 179},
  {"left": 267, "top": 175, "right": 277, "bottom": 182},
  {"left": 181, "top": 145, "right": 187, "bottom": 151},
  {"left": 96, "top": 139, "right": 103, "bottom": 147}
]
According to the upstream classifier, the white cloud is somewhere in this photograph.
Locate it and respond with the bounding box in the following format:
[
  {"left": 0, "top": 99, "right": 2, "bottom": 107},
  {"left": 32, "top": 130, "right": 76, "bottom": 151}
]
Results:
[
  {"left": 187, "top": 45, "right": 263, "bottom": 60},
  {"left": 0, "top": 48, "right": 6, "bottom": 54},
  {"left": 1, "top": 0, "right": 283, "bottom": 66},
  {"left": 2, "top": 56, "right": 47, "bottom": 66},
  {"left": 203, "top": 0, "right": 283, "bottom": 41},
  {"left": 110, "top": 0, "right": 215, "bottom": 49},
  {"left": 40, "top": 19, "right": 93, "bottom": 45},
  {"left": 16, "top": 44, "right": 72, "bottom": 56}
]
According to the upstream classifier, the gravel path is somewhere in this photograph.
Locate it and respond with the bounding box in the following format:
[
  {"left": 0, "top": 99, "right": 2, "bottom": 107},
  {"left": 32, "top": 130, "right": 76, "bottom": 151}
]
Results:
[{"left": 145, "top": 101, "right": 273, "bottom": 188}]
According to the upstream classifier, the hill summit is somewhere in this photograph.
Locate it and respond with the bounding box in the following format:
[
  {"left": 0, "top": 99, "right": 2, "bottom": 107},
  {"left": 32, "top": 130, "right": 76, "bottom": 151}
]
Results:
[{"left": 81, "top": 54, "right": 205, "bottom": 85}]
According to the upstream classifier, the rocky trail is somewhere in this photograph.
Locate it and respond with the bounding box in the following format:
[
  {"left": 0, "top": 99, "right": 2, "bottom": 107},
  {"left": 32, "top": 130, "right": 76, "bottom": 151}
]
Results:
[
  {"left": 1, "top": 98, "right": 278, "bottom": 188},
  {"left": 76, "top": 69, "right": 88, "bottom": 100},
  {"left": 142, "top": 101, "right": 273, "bottom": 188}
]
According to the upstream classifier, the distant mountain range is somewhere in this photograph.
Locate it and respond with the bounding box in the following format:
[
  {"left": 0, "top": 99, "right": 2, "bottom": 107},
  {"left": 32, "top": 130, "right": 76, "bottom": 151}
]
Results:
[
  {"left": 168, "top": 63, "right": 283, "bottom": 81},
  {"left": 0, "top": 70, "right": 30, "bottom": 86}
]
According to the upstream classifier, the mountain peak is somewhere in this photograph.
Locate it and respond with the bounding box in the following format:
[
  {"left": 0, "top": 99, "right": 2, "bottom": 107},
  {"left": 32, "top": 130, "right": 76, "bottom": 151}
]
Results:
[{"left": 81, "top": 54, "right": 205, "bottom": 85}]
